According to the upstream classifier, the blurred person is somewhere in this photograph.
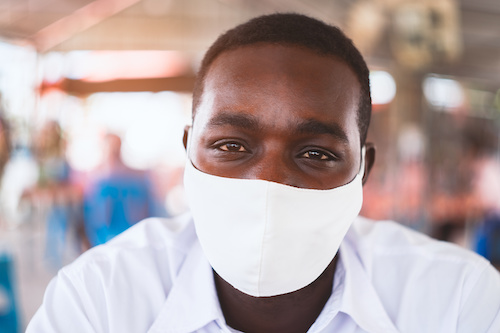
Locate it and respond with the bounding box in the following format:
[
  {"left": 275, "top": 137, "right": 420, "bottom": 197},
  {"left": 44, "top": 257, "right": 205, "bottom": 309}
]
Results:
[
  {"left": 82, "top": 133, "right": 158, "bottom": 247},
  {"left": 21, "top": 121, "right": 82, "bottom": 269},
  {"left": 28, "top": 14, "right": 500, "bottom": 333},
  {"left": 0, "top": 113, "right": 12, "bottom": 226},
  {"left": 0, "top": 114, "right": 11, "bottom": 181},
  {"left": 473, "top": 155, "right": 500, "bottom": 268},
  {"left": 0, "top": 112, "right": 19, "bottom": 333},
  {"left": 0, "top": 251, "right": 19, "bottom": 333}
]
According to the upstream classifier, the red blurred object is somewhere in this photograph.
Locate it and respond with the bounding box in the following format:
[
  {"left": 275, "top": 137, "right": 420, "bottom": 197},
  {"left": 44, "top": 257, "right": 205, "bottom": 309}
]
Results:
[{"left": 38, "top": 50, "right": 194, "bottom": 96}]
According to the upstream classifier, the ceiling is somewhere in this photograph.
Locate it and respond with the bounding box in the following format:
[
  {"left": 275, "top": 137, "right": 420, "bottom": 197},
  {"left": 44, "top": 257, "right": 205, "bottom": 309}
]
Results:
[{"left": 0, "top": 0, "right": 499, "bottom": 89}]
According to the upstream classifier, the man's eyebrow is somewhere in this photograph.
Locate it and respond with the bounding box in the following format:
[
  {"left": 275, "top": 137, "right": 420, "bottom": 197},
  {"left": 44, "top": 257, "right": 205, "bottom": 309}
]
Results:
[
  {"left": 296, "top": 119, "right": 349, "bottom": 143},
  {"left": 208, "top": 112, "right": 261, "bottom": 131}
]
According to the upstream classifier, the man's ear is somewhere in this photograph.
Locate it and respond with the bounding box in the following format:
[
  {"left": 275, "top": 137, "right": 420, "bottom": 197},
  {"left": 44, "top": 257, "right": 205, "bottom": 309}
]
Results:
[
  {"left": 362, "top": 142, "right": 376, "bottom": 185},
  {"left": 183, "top": 125, "right": 191, "bottom": 151}
]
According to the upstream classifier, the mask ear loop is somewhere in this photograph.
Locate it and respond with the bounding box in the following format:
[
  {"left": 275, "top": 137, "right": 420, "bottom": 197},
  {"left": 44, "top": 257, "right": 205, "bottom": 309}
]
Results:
[
  {"left": 186, "top": 127, "right": 193, "bottom": 157},
  {"left": 358, "top": 146, "right": 366, "bottom": 178},
  {"left": 185, "top": 128, "right": 198, "bottom": 171}
]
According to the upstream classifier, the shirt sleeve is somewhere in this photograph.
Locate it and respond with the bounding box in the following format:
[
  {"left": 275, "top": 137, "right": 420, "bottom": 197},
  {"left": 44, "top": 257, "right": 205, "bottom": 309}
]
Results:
[
  {"left": 457, "top": 263, "right": 500, "bottom": 333},
  {"left": 26, "top": 268, "right": 103, "bottom": 333}
]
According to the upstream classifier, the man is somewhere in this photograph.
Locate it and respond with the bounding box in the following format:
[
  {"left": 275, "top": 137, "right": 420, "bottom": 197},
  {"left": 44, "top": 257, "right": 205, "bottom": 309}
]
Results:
[
  {"left": 28, "top": 13, "right": 500, "bottom": 333},
  {"left": 83, "top": 133, "right": 158, "bottom": 247}
]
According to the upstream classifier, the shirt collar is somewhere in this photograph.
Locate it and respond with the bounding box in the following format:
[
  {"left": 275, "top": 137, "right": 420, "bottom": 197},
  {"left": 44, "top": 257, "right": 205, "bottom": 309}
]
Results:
[
  {"left": 148, "top": 240, "right": 225, "bottom": 333},
  {"left": 335, "top": 226, "right": 400, "bottom": 333}
]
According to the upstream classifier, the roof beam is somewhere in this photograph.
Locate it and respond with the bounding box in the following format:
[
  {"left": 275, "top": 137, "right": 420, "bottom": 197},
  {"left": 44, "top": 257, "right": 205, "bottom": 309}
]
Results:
[{"left": 33, "top": 0, "right": 142, "bottom": 52}]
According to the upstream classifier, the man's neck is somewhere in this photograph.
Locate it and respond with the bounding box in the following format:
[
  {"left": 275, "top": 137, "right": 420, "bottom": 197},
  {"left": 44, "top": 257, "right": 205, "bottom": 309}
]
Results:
[{"left": 214, "top": 257, "right": 337, "bottom": 333}]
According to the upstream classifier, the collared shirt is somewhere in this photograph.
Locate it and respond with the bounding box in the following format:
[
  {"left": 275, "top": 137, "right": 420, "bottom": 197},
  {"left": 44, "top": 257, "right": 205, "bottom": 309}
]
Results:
[{"left": 27, "top": 215, "right": 500, "bottom": 332}]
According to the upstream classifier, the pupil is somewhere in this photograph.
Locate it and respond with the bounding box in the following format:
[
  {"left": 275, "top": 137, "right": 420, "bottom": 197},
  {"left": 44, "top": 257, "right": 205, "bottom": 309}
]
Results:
[{"left": 310, "top": 151, "right": 321, "bottom": 158}]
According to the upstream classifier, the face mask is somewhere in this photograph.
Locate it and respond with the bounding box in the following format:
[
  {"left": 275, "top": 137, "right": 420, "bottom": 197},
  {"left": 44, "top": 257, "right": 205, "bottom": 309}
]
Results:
[{"left": 183, "top": 149, "right": 365, "bottom": 297}]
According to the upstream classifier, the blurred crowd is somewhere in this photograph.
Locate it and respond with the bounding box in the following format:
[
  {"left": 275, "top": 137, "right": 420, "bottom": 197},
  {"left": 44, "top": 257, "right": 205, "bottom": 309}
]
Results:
[
  {"left": 0, "top": 115, "right": 181, "bottom": 331},
  {"left": 17, "top": 121, "right": 174, "bottom": 258}
]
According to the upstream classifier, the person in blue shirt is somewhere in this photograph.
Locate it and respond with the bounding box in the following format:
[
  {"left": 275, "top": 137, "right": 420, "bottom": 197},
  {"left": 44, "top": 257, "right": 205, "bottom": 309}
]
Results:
[{"left": 83, "top": 133, "right": 157, "bottom": 247}]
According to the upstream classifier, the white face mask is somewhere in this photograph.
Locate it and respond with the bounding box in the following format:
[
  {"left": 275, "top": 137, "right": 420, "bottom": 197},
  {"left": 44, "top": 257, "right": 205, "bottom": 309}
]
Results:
[{"left": 183, "top": 149, "right": 365, "bottom": 297}]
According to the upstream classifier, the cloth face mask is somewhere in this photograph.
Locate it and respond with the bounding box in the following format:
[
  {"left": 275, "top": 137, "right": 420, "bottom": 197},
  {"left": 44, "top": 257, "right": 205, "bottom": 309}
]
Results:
[{"left": 183, "top": 149, "right": 365, "bottom": 297}]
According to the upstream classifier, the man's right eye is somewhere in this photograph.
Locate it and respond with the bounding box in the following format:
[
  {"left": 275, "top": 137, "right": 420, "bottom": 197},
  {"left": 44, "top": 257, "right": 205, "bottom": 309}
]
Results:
[{"left": 218, "top": 142, "right": 248, "bottom": 152}]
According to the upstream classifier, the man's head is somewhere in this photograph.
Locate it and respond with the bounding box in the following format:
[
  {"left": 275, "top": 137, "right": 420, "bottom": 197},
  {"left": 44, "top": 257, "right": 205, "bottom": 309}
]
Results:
[
  {"left": 183, "top": 13, "right": 377, "bottom": 300},
  {"left": 102, "top": 133, "right": 122, "bottom": 165},
  {"left": 192, "top": 13, "right": 372, "bottom": 145},
  {"left": 185, "top": 13, "right": 375, "bottom": 190}
]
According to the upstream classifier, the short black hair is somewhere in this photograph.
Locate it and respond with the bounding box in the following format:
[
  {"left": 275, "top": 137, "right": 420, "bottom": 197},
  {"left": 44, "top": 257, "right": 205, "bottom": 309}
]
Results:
[{"left": 192, "top": 13, "right": 372, "bottom": 145}]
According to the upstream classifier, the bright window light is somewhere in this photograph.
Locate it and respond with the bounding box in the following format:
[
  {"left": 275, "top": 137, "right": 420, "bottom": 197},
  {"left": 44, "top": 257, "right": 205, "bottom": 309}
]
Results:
[
  {"left": 423, "top": 76, "right": 464, "bottom": 110},
  {"left": 66, "top": 124, "right": 103, "bottom": 172},
  {"left": 370, "top": 71, "right": 396, "bottom": 105},
  {"left": 87, "top": 91, "right": 191, "bottom": 170}
]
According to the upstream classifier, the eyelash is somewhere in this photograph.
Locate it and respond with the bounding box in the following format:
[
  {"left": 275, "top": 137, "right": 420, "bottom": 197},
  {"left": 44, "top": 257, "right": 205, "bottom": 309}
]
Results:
[
  {"left": 298, "top": 149, "right": 337, "bottom": 161},
  {"left": 214, "top": 141, "right": 250, "bottom": 153}
]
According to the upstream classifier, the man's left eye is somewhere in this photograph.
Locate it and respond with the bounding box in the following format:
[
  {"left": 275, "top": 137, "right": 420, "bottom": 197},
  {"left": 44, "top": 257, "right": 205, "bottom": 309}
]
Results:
[{"left": 300, "top": 150, "right": 333, "bottom": 160}]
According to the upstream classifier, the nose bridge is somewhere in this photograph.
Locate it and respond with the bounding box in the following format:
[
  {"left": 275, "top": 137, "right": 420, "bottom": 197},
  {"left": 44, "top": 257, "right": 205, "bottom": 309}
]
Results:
[{"left": 252, "top": 146, "right": 295, "bottom": 186}]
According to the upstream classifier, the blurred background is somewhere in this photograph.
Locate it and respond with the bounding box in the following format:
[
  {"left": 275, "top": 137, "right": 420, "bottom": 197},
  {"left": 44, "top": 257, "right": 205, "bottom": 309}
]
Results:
[{"left": 0, "top": 0, "right": 499, "bottom": 331}]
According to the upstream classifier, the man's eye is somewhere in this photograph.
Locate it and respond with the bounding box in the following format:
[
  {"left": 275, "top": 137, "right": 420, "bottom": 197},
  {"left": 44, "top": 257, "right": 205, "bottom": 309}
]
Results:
[
  {"left": 219, "top": 142, "right": 247, "bottom": 152},
  {"left": 300, "top": 150, "right": 333, "bottom": 160}
]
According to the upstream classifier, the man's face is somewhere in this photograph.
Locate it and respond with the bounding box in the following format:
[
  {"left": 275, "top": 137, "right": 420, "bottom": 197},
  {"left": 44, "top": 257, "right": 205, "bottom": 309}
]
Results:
[{"left": 187, "top": 44, "right": 363, "bottom": 190}]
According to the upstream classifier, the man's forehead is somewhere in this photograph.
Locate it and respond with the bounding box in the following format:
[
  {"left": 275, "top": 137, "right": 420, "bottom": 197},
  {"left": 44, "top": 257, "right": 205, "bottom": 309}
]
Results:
[{"left": 203, "top": 44, "right": 360, "bottom": 98}]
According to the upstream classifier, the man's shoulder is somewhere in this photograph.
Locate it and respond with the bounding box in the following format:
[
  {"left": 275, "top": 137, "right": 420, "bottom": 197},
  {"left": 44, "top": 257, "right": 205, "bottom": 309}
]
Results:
[
  {"left": 63, "top": 214, "right": 196, "bottom": 280},
  {"left": 346, "top": 217, "right": 500, "bottom": 332},
  {"left": 348, "top": 216, "right": 498, "bottom": 302},
  {"left": 28, "top": 215, "right": 199, "bottom": 332},
  {"left": 351, "top": 216, "right": 486, "bottom": 264}
]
